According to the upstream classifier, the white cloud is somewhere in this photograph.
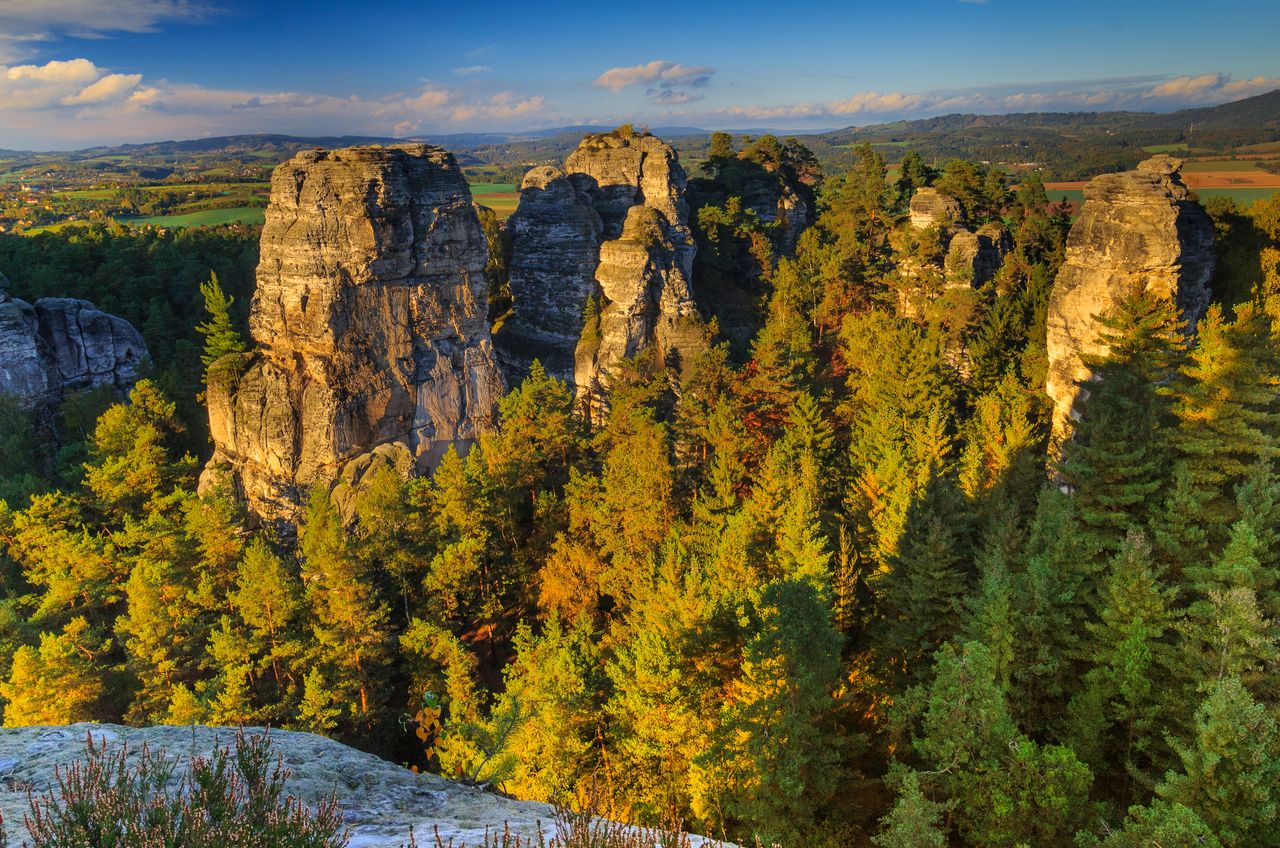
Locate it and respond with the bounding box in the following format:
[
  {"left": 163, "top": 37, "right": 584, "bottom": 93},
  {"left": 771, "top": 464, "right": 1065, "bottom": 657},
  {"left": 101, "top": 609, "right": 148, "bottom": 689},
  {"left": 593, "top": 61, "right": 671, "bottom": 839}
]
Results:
[
  {"left": 684, "top": 72, "right": 1280, "bottom": 129},
  {"left": 1, "top": 58, "right": 126, "bottom": 109},
  {"left": 452, "top": 66, "right": 492, "bottom": 77},
  {"left": 0, "top": 59, "right": 558, "bottom": 147},
  {"left": 1144, "top": 73, "right": 1280, "bottom": 104},
  {"left": 61, "top": 72, "right": 143, "bottom": 104},
  {"left": 0, "top": 1, "right": 214, "bottom": 62},
  {"left": 594, "top": 60, "right": 714, "bottom": 94}
]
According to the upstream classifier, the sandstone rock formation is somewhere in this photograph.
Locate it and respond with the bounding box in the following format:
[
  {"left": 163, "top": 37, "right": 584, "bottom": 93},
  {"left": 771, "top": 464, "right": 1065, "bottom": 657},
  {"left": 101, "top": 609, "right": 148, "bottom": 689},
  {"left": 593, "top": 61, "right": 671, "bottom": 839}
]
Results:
[
  {"left": 944, "top": 224, "right": 1011, "bottom": 288},
  {"left": 1046, "top": 154, "right": 1214, "bottom": 440},
  {"left": 496, "top": 165, "right": 603, "bottom": 382},
  {"left": 495, "top": 131, "right": 706, "bottom": 397},
  {"left": 0, "top": 279, "right": 148, "bottom": 411},
  {"left": 0, "top": 724, "right": 555, "bottom": 848},
  {"left": 909, "top": 187, "right": 965, "bottom": 229},
  {"left": 202, "top": 145, "right": 504, "bottom": 521}
]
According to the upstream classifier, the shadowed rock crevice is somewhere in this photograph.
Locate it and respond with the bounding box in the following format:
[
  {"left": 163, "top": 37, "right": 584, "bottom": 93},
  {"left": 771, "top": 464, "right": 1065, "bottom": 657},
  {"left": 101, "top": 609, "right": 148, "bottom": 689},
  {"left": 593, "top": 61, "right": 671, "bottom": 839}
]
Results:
[{"left": 495, "top": 131, "right": 707, "bottom": 399}]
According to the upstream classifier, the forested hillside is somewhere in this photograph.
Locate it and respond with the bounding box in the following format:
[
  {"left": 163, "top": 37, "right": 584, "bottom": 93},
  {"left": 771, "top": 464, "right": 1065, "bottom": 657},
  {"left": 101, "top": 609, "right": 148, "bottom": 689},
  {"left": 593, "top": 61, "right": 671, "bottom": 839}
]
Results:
[{"left": 2, "top": 135, "right": 1280, "bottom": 848}]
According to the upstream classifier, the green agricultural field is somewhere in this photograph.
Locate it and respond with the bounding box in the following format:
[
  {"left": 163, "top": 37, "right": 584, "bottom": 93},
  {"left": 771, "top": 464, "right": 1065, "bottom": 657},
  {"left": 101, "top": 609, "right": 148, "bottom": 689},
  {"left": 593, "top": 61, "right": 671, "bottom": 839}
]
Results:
[
  {"left": 59, "top": 188, "right": 117, "bottom": 200},
  {"left": 22, "top": 219, "right": 95, "bottom": 235},
  {"left": 469, "top": 182, "right": 517, "bottom": 195},
  {"left": 1180, "top": 159, "right": 1280, "bottom": 173},
  {"left": 119, "top": 207, "right": 266, "bottom": 227}
]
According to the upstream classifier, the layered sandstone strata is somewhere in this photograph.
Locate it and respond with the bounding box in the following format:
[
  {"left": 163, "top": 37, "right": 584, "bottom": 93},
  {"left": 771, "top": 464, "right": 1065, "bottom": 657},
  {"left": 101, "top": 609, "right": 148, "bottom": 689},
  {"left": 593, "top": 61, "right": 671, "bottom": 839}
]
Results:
[
  {"left": 495, "top": 131, "right": 706, "bottom": 396},
  {"left": 1046, "top": 154, "right": 1214, "bottom": 439},
  {"left": 201, "top": 145, "right": 504, "bottom": 521},
  {"left": 909, "top": 187, "right": 965, "bottom": 229}
]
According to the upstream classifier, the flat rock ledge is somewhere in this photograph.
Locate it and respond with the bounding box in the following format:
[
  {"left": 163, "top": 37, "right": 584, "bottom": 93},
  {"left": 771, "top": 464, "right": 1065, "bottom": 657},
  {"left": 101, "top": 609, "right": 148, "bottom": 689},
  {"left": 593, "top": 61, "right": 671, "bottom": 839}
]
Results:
[{"left": 0, "top": 724, "right": 554, "bottom": 848}]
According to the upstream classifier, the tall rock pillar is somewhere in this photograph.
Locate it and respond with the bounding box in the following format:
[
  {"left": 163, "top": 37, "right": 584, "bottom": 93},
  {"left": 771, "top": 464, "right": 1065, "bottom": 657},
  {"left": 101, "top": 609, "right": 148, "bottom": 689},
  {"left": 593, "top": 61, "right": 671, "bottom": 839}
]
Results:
[
  {"left": 201, "top": 145, "right": 504, "bottom": 521},
  {"left": 1046, "top": 155, "right": 1214, "bottom": 441}
]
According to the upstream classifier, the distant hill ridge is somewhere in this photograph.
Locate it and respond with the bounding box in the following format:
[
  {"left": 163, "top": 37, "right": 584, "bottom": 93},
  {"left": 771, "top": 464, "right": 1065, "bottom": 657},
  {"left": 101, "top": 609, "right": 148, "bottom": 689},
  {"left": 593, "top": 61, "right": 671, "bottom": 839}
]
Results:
[{"left": 13, "top": 88, "right": 1279, "bottom": 158}]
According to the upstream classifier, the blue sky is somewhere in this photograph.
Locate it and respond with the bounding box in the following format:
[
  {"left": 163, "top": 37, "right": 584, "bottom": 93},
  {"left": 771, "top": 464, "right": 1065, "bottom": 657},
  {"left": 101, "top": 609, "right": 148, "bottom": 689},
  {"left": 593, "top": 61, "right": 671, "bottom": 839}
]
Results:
[{"left": 1, "top": 0, "right": 1278, "bottom": 148}]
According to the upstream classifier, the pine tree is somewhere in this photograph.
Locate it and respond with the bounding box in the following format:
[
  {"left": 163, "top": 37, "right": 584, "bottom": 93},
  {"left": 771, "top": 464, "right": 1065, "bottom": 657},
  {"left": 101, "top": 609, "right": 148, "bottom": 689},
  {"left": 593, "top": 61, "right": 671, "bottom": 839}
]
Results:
[
  {"left": 1, "top": 617, "right": 108, "bottom": 726},
  {"left": 492, "top": 615, "right": 605, "bottom": 803},
  {"left": 1157, "top": 676, "right": 1279, "bottom": 846},
  {"left": 904, "top": 641, "right": 1092, "bottom": 846},
  {"left": 196, "top": 271, "right": 247, "bottom": 382},
  {"left": 1089, "top": 800, "right": 1221, "bottom": 848},
  {"left": 298, "top": 486, "right": 391, "bottom": 732},
  {"left": 232, "top": 537, "right": 305, "bottom": 712},
  {"left": 82, "top": 380, "right": 198, "bottom": 519}
]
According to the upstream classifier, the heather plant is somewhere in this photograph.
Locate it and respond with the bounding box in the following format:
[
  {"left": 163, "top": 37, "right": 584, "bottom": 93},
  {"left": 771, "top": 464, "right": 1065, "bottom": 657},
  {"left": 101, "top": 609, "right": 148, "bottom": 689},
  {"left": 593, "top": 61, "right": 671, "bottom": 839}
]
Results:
[
  {"left": 424, "top": 805, "right": 703, "bottom": 848},
  {"left": 17, "top": 730, "right": 347, "bottom": 848}
]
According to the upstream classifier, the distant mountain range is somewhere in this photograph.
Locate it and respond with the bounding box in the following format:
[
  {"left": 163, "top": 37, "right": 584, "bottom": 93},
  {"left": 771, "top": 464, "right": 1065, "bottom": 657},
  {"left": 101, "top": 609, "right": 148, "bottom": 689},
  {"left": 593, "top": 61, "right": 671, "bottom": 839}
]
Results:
[
  {"left": 3, "top": 90, "right": 1278, "bottom": 182},
  {"left": 6, "top": 89, "right": 1274, "bottom": 158}
]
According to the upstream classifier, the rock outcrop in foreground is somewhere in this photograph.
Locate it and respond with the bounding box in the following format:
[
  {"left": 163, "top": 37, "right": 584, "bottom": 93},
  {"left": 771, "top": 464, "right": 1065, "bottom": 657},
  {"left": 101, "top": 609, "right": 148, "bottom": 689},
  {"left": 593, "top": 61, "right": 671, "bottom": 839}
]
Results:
[
  {"left": 1046, "top": 155, "right": 1214, "bottom": 439},
  {"left": 495, "top": 131, "right": 706, "bottom": 399},
  {"left": 0, "top": 724, "right": 552, "bottom": 848},
  {"left": 0, "top": 273, "right": 148, "bottom": 412},
  {"left": 202, "top": 145, "right": 504, "bottom": 521}
]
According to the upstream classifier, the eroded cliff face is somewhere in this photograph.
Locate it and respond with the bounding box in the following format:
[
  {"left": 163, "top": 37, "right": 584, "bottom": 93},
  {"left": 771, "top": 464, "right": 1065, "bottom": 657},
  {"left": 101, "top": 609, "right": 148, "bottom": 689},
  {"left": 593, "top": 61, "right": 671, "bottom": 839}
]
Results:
[
  {"left": 495, "top": 132, "right": 706, "bottom": 398},
  {"left": 201, "top": 144, "right": 504, "bottom": 521},
  {"left": 1046, "top": 154, "right": 1214, "bottom": 440},
  {"left": 0, "top": 275, "right": 148, "bottom": 412},
  {"left": 496, "top": 166, "right": 603, "bottom": 383}
]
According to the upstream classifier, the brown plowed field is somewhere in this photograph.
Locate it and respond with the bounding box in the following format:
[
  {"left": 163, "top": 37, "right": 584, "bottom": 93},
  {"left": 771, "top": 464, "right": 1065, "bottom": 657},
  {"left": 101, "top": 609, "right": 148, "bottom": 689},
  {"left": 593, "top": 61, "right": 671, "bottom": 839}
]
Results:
[{"left": 1046, "top": 170, "right": 1280, "bottom": 192}]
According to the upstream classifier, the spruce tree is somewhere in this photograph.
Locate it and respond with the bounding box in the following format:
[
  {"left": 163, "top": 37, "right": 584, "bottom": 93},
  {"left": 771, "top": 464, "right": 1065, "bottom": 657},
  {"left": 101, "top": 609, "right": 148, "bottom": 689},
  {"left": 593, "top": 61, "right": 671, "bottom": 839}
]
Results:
[
  {"left": 1066, "top": 532, "right": 1179, "bottom": 805},
  {"left": 1157, "top": 676, "right": 1280, "bottom": 846},
  {"left": 196, "top": 271, "right": 247, "bottom": 382},
  {"left": 1060, "top": 284, "right": 1186, "bottom": 551},
  {"left": 1171, "top": 302, "right": 1280, "bottom": 526},
  {"left": 873, "top": 771, "right": 947, "bottom": 848},
  {"left": 698, "top": 579, "right": 844, "bottom": 843}
]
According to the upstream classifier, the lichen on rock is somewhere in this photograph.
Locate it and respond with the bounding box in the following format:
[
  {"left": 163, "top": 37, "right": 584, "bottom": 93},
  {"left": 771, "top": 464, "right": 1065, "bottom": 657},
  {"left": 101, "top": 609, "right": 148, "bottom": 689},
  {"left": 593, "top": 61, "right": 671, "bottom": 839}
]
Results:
[{"left": 0, "top": 724, "right": 555, "bottom": 848}]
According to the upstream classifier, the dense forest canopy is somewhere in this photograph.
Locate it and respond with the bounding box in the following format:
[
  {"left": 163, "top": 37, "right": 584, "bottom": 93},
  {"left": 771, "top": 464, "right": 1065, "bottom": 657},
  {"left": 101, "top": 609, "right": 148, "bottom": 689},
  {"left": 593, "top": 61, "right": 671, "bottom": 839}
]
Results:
[{"left": 3, "top": 134, "right": 1280, "bottom": 847}]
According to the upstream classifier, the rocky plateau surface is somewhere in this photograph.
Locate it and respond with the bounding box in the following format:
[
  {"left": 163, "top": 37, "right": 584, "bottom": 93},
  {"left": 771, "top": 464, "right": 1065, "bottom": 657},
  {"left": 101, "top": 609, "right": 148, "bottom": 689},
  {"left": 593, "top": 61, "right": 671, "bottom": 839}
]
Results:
[
  {"left": 201, "top": 144, "right": 504, "bottom": 522},
  {"left": 1046, "top": 154, "right": 1215, "bottom": 439},
  {"left": 0, "top": 724, "right": 554, "bottom": 848}
]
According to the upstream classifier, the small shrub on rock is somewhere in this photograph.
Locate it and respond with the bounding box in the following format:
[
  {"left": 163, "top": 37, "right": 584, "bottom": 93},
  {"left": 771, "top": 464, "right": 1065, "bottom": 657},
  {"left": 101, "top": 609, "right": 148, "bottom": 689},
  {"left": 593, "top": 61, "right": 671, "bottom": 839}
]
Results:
[{"left": 18, "top": 729, "right": 347, "bottom": 848}]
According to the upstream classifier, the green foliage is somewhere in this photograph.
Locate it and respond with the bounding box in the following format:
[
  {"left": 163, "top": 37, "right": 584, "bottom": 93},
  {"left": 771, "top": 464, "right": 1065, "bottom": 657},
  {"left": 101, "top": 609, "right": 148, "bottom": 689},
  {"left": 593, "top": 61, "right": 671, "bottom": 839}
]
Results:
[
  {"left": 1060, "top": 284, "right": 1187, "bottom": 550},
  {"left": 873, "top": 771, "right": 947, "bottom": 848},
  {"left": 6, "top": 152, "right": 1280, "bottom": 847},
  {"left": 1157, "top": 676, "right": 1280, "bottom": 846},
  {"left": 696, "top": 579, "right": 845, "bottom": 843},
  {"left": 197, "top": 270, "right": 248, "bottom": 388}
]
